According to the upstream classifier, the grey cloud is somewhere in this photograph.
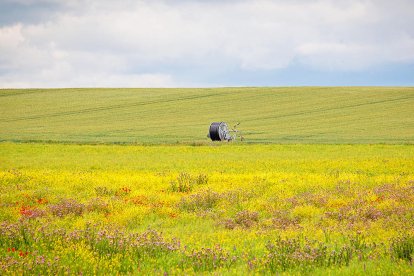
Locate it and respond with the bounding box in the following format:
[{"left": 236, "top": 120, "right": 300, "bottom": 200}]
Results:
[{"left": 0, "top": 0, "right": 64, "bottom": 25}]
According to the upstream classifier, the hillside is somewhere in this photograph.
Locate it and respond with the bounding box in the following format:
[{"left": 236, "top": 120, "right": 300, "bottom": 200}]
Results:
[{"left": 0, "top": 87, "right": 413, "bottom": 144}]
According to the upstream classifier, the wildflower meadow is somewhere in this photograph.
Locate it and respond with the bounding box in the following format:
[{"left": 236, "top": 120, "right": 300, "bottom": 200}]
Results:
[{"left": 1, "top": 143, "right": 413, "bottom": 274}]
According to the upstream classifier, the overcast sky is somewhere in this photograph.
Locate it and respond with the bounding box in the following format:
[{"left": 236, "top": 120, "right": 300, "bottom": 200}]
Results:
[{"left": 0, "top": 0, "right": 413, "bottom": 88}]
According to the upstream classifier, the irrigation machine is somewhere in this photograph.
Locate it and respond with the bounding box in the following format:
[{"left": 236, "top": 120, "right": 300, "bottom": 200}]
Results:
[{"left": 208, "top": 122, "right": 244, "bottom": 142}]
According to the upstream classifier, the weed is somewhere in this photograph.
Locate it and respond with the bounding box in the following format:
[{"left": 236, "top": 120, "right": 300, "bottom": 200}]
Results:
[
  {"left": 179, "top": 189, "right": 222, "bottom": 212},
  {"left": 116, "top": 187, "right": 132, "bottom": 196},
  {"left": 183, "top": 245, "right": 237, "bottom": 271},
  {"left": 272, "top": 210, "right": 301, "bottom": 230},
  {"left": 195, "top": 173, "right": 209, "bottom": 185},
  {"left": 86, "top": 197, "right": 110, "bottom": 214},
  {"left": 222, "top": 210, "right": 259, "bottom": 229},
  {"left": 390, "top": 236, "right": 414, "bottom": 262},
  {"left": 49, "top": 199, "right": 85, "bottom": 217},
  {"left": 94, "top": 186, "right": 115, "bottom": 197},
  {"left": 170, "top": 172, "right": 209, "bottom": 192},
  {"left": 265, "top": 237, "right": 354, "bottom": 272}
]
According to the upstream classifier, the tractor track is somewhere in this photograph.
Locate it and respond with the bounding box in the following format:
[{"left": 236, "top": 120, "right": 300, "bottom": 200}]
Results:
[
  {"left": 244, "top": 95, "right": 414, "bottom": 122},
  {"left": 1, "top": 92, "right": 226, "bottom": 123}
]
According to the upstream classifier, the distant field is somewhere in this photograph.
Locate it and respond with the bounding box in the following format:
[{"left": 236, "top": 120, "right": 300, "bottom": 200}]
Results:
[{"left": 1, "top": 87, "right": 413, "bottom": 144}]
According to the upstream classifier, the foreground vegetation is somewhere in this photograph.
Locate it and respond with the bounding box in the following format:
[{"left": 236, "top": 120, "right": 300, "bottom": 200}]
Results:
[
  {"left": 1, "top": 87, "right": 413, "bottom": 144},
  {"left": 1, "top": 143, "right": 413, "bottom": 274}
]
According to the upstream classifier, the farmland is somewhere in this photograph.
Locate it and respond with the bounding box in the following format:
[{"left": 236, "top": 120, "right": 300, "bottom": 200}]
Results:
[
  {"left": 1, "top": 87, "right": 414, "bottom": 274},
  {"left": 1, "top": 87, "right": 413, "bottom": 144}
]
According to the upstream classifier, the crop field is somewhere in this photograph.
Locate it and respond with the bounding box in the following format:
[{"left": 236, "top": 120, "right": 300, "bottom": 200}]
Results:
[
  {"left": 1, "top": 87, "right": 413, "bottom": 144},
  {"left": 1, "top": 87, "right": 414, "bottom": 274}
]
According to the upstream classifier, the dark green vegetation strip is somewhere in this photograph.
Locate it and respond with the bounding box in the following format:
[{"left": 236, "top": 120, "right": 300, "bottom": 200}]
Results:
[{"left": 1, "top": 87, "right": 413, "bottom": 144}]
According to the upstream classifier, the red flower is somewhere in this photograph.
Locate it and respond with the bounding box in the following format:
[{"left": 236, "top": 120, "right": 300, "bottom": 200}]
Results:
[
  {"left": 17, "top": 250, "right": 29, "bottom": 257},
  {"left": 19, "top": 206, "right": 34, "bottom": 217},
  {"left": 37, "top": 198, "right": 48, "bottom": 204}
]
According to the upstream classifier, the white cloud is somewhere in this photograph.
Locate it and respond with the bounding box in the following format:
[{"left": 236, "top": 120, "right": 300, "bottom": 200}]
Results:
[
  {"left": 0, "top": 0, "right": 413, "bottom": 87},
  {"left": 0, "top": 71, "right": 175, "bottom": 88}
]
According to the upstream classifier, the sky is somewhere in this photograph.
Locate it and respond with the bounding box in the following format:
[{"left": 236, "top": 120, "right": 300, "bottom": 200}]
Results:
[{"left": 0, "top": 0, "right": 413, "bottom": 88}]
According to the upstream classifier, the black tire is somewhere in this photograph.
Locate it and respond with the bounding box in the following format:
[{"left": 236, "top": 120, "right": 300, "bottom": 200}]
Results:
[{"left": 209, "top": 122, "right": 223, "bottom": 141}]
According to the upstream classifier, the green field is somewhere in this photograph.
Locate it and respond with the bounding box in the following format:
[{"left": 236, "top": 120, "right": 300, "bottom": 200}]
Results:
[{"left": 1, "top": 87, "right": 413, "bottom": 144}]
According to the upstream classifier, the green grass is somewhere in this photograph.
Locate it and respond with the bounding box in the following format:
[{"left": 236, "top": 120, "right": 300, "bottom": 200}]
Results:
[{"left": 1, "top": 87, "right": 413, "bottom": 144}]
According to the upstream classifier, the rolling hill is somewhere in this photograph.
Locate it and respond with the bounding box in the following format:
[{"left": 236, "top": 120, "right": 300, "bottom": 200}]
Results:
[{"left": 0, "top": 87, "right": 413, "bottom": 144}]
